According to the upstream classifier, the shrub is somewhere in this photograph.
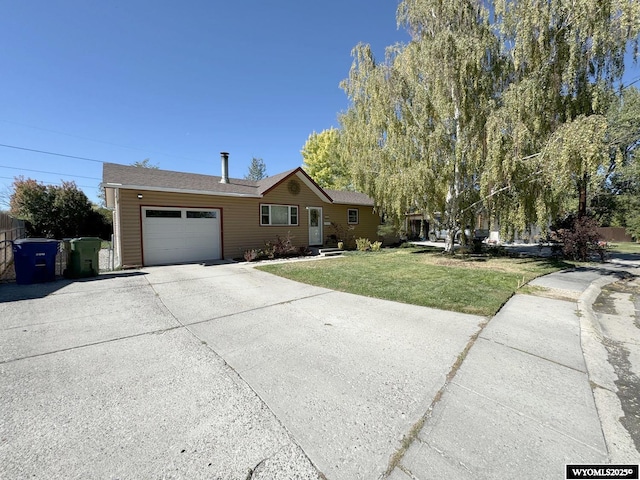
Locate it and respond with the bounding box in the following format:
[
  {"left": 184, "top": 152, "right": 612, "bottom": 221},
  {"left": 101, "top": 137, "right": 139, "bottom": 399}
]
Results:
[
  {"left": 486, "top": 245, "right": 508, "bottom": 257},
  {"left": 377, "top": 223, "right": 400, "bottom": 239},
  {"left": 371, "top": 241, "right": 382, "bottom": 252},
  {"left": 262, "top": 232, "right": 297, "bottom": 259},
  {"left": 243, "top": 232, "right": 306, "bottom": 262},
  {"left": 244, "top": 249, "right": 259, "bottom": 262},
  {"left": 549, "top": 214, "right": 608, "bottom": 262},
  {"left": 356, "top": 238, "right": 371, "bottom": 251},
  {"left": 471, "top": 238, "right": 484, "bottom": 254},
  {"left": 627, "top": 214, "right": 640, "bottom": 242},
  {"left": 329, "top": 222, "right": 355, "bottom": 248}
]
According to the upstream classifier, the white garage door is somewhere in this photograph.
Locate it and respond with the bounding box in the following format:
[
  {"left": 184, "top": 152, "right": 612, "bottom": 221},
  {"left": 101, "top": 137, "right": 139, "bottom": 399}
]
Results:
[{"left": 142, "top": 207, "right": 221, "bottom": 266}]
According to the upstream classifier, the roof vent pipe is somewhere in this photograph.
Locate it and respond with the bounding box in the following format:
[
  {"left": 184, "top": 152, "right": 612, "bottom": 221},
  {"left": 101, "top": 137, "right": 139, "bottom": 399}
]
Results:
[{"left": 220, "top": 152, "right": 229, "bottom": 184}]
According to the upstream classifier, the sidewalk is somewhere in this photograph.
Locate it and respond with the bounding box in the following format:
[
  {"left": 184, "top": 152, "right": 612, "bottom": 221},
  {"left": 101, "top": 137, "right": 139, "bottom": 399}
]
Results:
[{"left": 388, "top": 260, "right": 640, "bottom": 480}]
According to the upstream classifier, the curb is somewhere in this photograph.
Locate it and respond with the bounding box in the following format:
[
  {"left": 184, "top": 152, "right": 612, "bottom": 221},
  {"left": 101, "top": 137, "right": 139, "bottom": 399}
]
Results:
[{"left": 577, "top": 272, "right": 640, "bottom": 463}]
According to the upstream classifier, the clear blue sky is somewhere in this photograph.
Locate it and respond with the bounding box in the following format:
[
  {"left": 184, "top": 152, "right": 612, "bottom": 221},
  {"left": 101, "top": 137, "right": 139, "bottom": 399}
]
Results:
[
  {"left": 0, "top": 1, "right": 408, "bottom": 205},
  {"left": 0, "top": 1, "right": 638, "bottom": 207}
]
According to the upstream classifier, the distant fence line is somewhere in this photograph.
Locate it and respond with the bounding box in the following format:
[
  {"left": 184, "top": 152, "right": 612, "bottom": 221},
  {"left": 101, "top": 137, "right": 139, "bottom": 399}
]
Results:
[
  {"left": 597, "top": 227, "right": 633, "bottom": 243},
  {"left": 0, "top": 213, "right": 26, "bottom": 281}
]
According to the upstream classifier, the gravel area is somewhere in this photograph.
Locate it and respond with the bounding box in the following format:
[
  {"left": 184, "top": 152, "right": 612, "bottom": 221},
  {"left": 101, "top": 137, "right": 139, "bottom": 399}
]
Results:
[{"left": 99, "top": 248, "right": 113, "bottom": 272}]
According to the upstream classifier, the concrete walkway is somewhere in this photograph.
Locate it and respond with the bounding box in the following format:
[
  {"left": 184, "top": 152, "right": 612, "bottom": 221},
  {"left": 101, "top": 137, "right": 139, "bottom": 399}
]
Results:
[
  {"left": 389, "top": 260, "right": 640, "bottom": 479},
  {"left": 1, "top": 256, "right": 639, "bottom": 479}
]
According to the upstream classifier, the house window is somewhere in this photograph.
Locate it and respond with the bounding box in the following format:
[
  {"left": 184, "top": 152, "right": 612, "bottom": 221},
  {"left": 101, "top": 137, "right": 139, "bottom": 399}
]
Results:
[
  {"left": 146, "top": 210, "right": 182, "bottom": 218},
  {"left": 261, "top": 204, "right": 298, "bottom": 226},
  {"left": 186, "top": 211, "right": 216, "bottom": 219},
  {"left": 348, "top": 208, "right": 359, "bottom": 224}
]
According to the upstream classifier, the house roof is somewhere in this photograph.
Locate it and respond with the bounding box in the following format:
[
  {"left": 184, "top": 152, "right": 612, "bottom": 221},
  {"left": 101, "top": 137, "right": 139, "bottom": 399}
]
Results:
[
  {"left": 102, "top": 162, "right": 259, "bottom": 196},
  {"left": 102, "top": 163, "right": 373, "bottom": 206},
  {"left": 326, "top": 189, "right": 375, "bottom": 206}
]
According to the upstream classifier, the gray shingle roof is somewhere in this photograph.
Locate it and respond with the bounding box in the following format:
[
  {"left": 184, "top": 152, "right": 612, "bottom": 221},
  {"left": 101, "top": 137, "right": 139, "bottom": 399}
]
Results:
[
  {"left": 325, "top": 189, "right": 375, "bottom": 206},
  {"left": 102, "top": 162, "right": 374, "bottom": 205},
  {"left": 103, "top": 163, "right": 260, "bottom": 196},
  {"left": 256, "top": 168, "right": 298, "bottom": 193}
]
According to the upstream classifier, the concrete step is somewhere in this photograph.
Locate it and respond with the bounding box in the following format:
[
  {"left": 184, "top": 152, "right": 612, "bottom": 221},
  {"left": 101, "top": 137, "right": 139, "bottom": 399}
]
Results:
[{"left": 319, "top": 248, "right": 343, "bottom": 257}]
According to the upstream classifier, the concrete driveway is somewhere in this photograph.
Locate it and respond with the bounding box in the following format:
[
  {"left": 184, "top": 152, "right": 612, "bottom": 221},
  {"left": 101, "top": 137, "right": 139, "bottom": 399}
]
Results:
[{"left": 1, "top": 262, "right": 483, "bottom": 479}]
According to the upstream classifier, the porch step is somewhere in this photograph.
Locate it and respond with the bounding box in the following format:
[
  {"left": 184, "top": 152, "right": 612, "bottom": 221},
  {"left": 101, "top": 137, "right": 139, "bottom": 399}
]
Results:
[{"left": 319, "top": 247, "right": 343, "bottom": 257}]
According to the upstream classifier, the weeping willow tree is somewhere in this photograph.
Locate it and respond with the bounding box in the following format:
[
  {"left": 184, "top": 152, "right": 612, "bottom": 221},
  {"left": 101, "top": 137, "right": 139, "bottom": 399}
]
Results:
[
  {"left": 339, "top": 0, "right": 501, "bottom": 252},
  {"left": 483, "top": 0, "right": 640, "bottom": 238}
]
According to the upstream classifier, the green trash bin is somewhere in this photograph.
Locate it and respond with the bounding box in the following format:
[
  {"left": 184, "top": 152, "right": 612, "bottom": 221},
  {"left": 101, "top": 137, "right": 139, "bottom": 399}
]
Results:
[{"left": 65, "top": 237, "right": 102, "bottom": 278}]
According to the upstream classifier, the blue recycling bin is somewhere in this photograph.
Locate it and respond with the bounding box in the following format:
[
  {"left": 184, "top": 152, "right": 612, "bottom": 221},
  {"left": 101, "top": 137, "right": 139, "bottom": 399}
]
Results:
[{"left": 12, "top": 238, "right": 60, "bottom": 285}]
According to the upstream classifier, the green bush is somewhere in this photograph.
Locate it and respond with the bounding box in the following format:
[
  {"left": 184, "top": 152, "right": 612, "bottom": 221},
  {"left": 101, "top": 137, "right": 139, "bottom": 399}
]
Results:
[
  {"left": 371, "top": 241, "right": 382, "bottom": 252},
  {"left": 377, "top": 223, "right": 398, "bottom": 238},
  {"left": 356, "top": 238, "right": 372, "bottom": 251}
]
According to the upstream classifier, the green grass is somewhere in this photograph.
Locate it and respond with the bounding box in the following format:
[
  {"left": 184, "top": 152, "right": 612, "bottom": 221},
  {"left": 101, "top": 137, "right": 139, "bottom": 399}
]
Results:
[
  {"left": 257, "top": 248, "right": 571, "bottom": 316},
  {"left": 608, "top": 241, "right": 640, "bottom": 255}
]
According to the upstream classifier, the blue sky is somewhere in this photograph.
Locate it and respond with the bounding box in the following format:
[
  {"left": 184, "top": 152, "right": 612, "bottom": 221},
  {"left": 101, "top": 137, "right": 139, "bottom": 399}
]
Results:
[
  {"left": 0, "top": 1, "right": 638, "bottom": 207},
  {"left": 0, "top": 1, "right": 408, "bottom": 205}
]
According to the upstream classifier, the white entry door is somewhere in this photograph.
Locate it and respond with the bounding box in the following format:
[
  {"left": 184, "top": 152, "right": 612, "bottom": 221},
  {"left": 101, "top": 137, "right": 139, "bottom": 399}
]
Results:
[{"left": 308, "top": 207, "right": 323, "bottom": 246}]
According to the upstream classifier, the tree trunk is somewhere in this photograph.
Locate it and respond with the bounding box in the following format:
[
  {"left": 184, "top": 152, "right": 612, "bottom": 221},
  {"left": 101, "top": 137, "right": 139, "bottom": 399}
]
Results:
[
  {"left": 444, "top": 94, "right": 462, "bottom": 255},
  {"left": 578, "top": 173, "right": 588, "bottom": 218}
]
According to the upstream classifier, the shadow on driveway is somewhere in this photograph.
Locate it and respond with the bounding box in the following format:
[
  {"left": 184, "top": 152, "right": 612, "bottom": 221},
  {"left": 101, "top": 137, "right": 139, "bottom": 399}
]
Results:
[{"left": 0, "top": 271, "right": 148, "bottom": 303}]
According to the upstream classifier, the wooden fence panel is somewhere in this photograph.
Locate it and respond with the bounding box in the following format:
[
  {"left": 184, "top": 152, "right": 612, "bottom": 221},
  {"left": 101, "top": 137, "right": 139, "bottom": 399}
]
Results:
[
  {"left": 597, "top": 227, "right": 633, "bottom": 243},
  {"left": 0, "top": 213, "right": 25, "bottom": 281}
]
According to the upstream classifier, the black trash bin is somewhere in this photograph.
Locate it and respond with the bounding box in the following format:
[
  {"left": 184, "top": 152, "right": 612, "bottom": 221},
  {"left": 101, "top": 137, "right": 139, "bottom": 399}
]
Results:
[{"left": 12, "top": 238, "right": 60, "bottom": 285}]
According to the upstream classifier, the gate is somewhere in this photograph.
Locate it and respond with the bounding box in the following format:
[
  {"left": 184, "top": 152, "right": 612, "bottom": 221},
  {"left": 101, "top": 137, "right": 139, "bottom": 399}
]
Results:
[{"left": 0, "top": 213, "right": 26, "bottom": 281}]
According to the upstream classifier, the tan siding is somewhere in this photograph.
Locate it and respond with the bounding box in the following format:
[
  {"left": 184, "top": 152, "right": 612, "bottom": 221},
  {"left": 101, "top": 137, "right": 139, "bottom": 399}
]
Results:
[
  {"left": 117, "top": 178, "right": 381, "bottom": 266},
  {"left": 259, "top": 179, "right": 326, "bottom": 249},
  {"left": 322, "top": 204, "right": 381, "bottom": 247}
]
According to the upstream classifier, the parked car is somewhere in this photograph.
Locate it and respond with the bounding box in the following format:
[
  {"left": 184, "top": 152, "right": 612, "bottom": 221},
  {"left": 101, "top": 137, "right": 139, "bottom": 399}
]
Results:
[
  {"left": 429, "top": 227, "right": 488, "bottom": 244},
  {"left": 428, "top": 227, "right": 467, "bottom": 243}
]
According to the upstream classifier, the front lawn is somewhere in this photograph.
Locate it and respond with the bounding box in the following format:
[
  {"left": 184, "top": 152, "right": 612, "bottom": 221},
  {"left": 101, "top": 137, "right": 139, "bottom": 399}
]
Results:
[
  {"left": 608, "top": 241, "right": 640, "bottom": 255},
  {"left": 257, "top": 248, "right": 572, "bottom": 316}
]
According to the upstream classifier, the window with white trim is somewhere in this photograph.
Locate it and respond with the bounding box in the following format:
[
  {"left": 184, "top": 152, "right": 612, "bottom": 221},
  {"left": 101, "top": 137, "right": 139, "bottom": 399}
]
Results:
[
  {"left": 348, "top": 208, "right": 359, "bottom": 224},
  {"left": 261, "top": 204, "right": 298, "bottom": 226}
]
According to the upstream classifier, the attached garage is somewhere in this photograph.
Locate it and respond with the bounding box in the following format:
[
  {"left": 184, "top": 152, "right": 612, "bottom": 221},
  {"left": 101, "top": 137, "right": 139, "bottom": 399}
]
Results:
[
  {"left": 103, "top": 161, "right": 380, "bottom": 267},
  {"left": 141, "top": 207, "right": 221, "bottom": 266}
]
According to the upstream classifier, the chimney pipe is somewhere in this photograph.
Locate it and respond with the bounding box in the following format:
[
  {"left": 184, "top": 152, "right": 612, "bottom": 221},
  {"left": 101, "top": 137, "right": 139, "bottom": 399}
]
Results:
[{"left": 220, "top": 152, "right": 229, "bottom": 184}]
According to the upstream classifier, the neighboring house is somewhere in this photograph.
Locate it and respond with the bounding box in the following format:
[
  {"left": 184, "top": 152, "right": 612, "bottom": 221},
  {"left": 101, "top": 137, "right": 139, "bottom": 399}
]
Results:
[{"left": 102, "top": 153, "right": 380, "bottom": 267}]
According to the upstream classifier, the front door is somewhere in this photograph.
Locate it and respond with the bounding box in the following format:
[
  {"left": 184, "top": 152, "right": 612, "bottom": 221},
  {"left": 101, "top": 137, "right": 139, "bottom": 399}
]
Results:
[{"left": 308, "top": 207, "right": 323, "bottom": 246}]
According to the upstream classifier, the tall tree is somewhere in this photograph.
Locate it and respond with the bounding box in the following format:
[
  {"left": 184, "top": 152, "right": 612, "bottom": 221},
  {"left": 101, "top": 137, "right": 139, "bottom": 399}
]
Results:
[
  {"left": 607, "top": 86, "right": 640, "bottom": 171},
  {"left": 10, "top": 177, "right": 111, "bottom": 239},
  {"left": 244, "top": 157, "right": 267, "bottom": 180},
  {"left": 0, "top": 184, "right": 13, "bottom": 211},
  {"left": 483, "top": 0, "right": 640, "bottom": 236},
  {"left": 592, "top": 86, "right": 640, "bottom": 233},
  {"left": 301, "top": 128, "right": 351, "bottom": 190},
  {"left": 340, "top": 0, "right": 501, "bottom": 251},
  {"left": 131, "top": 158, "right": 159, "bottom": 169}
]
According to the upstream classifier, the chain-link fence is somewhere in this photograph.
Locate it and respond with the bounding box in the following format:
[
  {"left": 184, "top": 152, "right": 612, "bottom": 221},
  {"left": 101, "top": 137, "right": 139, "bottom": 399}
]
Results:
[{"left": 1, "top": 212, "right": 115, "bottom": 282}]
